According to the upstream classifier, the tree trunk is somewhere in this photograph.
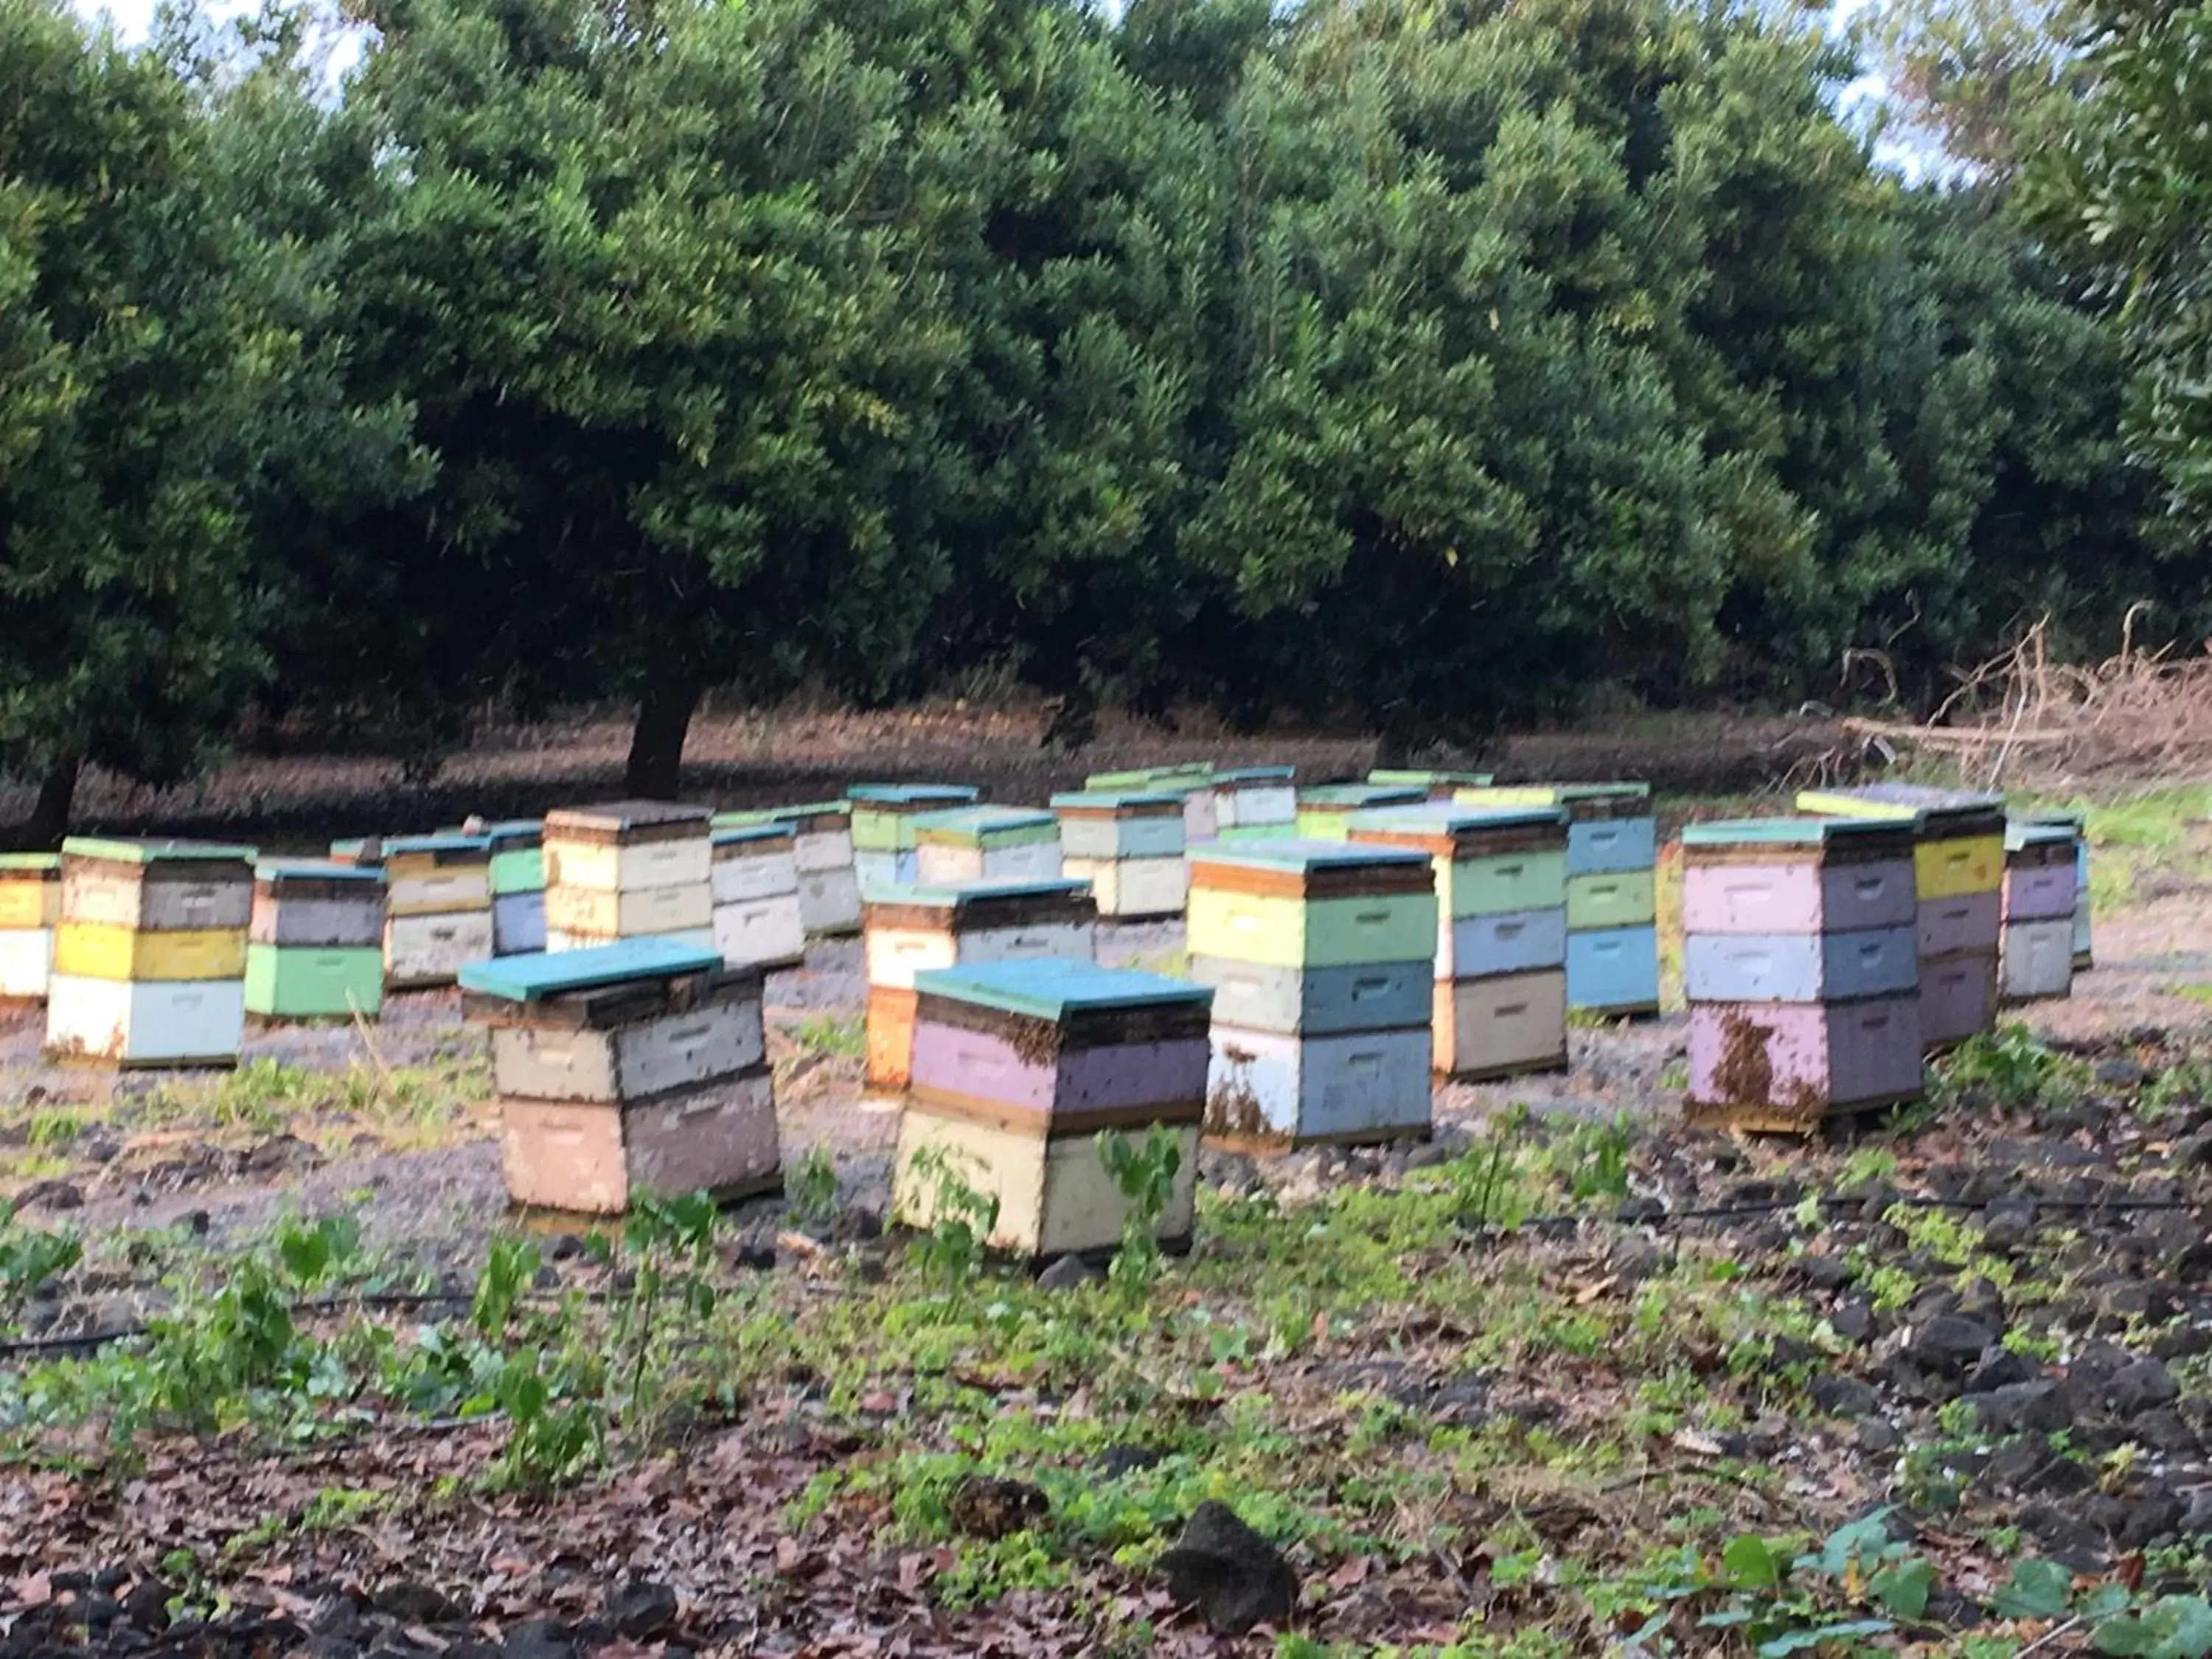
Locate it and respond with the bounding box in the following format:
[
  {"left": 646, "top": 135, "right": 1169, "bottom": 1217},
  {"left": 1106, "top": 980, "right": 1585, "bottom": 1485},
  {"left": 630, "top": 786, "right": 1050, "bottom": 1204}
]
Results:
[
  {"left": 8, "top": 755, "right": 81, "bottom": 852},
  {"left": 625, "top": 680, "right": 702, "bottom": 799}
]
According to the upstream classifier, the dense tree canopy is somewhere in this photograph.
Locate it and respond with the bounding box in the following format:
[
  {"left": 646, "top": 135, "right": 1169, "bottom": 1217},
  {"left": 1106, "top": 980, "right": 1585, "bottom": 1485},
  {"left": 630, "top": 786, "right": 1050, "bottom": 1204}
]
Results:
[{"left": 0, "top": 0, "right": 2195, "bottom": 838}]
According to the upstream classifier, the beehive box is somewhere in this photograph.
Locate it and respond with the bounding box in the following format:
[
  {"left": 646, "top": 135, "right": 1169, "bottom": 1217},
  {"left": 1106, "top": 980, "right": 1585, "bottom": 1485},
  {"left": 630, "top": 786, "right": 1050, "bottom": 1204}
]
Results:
[
  {"left": 1456, "top": 784, "right": 1658, "bottom": 1017},
  {"left": 2016, "top": 811, "right": 2091, "bottom": 972},
  {"left": 1190, "top": 841, "right": 1436, "bottom": 1146},
  {"left": 862, "top": 879, "right": 1100, "bottom": 1088},
  {"left": 1367, "top": 768, "right": 1495, "bottom": 799},
  {"left": 1794, "top": 785, "right": 2003, "bottom": 1049},
  {"left": 1347, "top": 804, "right": 1571, "bottom": 1078},
  {"left": 914, "top": 806, "right": 1062, "bottom": 885},
  {"left": 716, "top": 803, "right": 860, "bottom": 936},
  {"left": 1053, "top": 791, "right": 1189, "bottom": 918},
  {"left": 0, "top": 854, "right": 60, "bottom": 1004},
  {"left": 1211, "top": 767, "right": 1298, "bottom": 838},
  {"left": 246, "top": 860, "right": 387, "bottom": 1019},
  {"left": 1087, "top": 765, "right": 1221, "bottom": 842},
  {"left": 1680, "top": 818, "right": 1924, "bottom": 1129},
  {"left": 543, "top": 801, "right": 713, "bottom": 953},
  {"left": 486, "top": 821, "right": 547, "bottom": 957},
  {"left": 709, "top": 825, "right": 805, "bottom": 973},
  {"left": 1293, "top": 784, "right": 1425, "bottom": 842},
  {"left": 362, "top": 833, "right": 496, "bottom": 987},
  {"left": 46, "top": 838, "right": 255, "bottom": 1068},
  {"left": 848, "top": 784, "right": 983, "bottom": 888},
  {"left": 462, "top": 939, "right": 778, "bottom": 1214},
  {"left": 894, "top": 960, "right": 1210, "bottom": 1260}
]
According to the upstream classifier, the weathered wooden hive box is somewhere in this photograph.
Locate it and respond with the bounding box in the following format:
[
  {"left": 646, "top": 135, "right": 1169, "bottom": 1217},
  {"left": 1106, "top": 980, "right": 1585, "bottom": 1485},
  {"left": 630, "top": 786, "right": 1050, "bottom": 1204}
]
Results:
[
  {"left": 709, "top": 825, "right": 805, "bottom": 973},
  {"left": 893, "top": 960, "right": 1211, "bottom": 1259},
  {"left": 914, "top": 805, "right": 1063, "bottom": 885},
  {"left": 1455, "top": 783, "right": 1658, "bottom": 1018},
  {"left": 1293, "top": 783, "right": 1425, "bottom": 843},
  {"left": 46, "top": 838, "right": 255, "bottom": 1068},
  {"left": 1349, "top": 804, "right": 1571, "bottom": 1080},
  {"left": 1681, "top": 818, "right": 1924, "bottom": 1131},
  {"left": 2019, "top": 810, "right": 2092, "bottom": 970},
  {"left": 1796, "top": 785, "right": 2003, "bottom": 1051},
  {"left": 484, "top": 821, "right": 547, "bottom": 957},
  {"left": 543, "top": 801, "right": 712, "bottom": 953},
  {"left": 2000, "top": 821, "right": 2078, "bottom": 1003},
  {"left": 246, "top": 859, "right": 387, "bottom": 1020},
  {"left": 848, "top": 785, "right": 981, "bottom": 891},
  {"left": 1189, "top": 841, "right": 1436, "bottom": 1147},
  {"left": 462, "top": 939, "right": 778, "bottom": 1214},
  {"left": 1053, "top": 790, "right": 1189, "bottom": 917},
  {"left": 1368, "top": 768, "right": 1495, "bottom": 800},
  {"left": 362, "top": 832, "right": 495, "bottom": 987},
  {"left": 1211, "top": 767, "right": 1298, "bottom": 841},
  {"left": 1086, "top": 764, "right": 1220, "bottom": 841},
  {"left": 862, "top": 879, "right": 1099, "bottom": 1089},
  {"left": 0, "top": 854, "right": 60, "bottom": 1004},
  {"left": 716, "top": 802, "right": 860, "bottom": 936}
]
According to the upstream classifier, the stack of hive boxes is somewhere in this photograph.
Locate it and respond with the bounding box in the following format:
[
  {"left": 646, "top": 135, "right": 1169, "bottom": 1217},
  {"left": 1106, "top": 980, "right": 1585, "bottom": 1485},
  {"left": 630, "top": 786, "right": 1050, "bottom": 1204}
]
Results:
[
  {"left": 715, "top": 804, "right": 862, "bottom": 937},
  {"left": 461, "top": 938, "right": 779, "bottom": 1214},
  {"left": 1208, "top": 768, "right": 1299, "bottom": 843},
  {"left": 1293, "top": 783, "right": 1425, "bottom": 841},
  {"left": 46, "top": 839, "right": 254, "bottom": 1068},
  {"left": 487, "top": 822, "right": 547, "bottom": 956},
  {"left": 1086, "top": 764, "right": 1215, "bottom": 844},
  {"left": 2001, "top": 821, "right": 2078, "bottom": 1003},
  {"left": 1189, "top": 841, "right": 1437, "bottom": 1147},
  {"left": 1795, "top": 785, "right": 2005, "bottom": 1051},
  {"left": 1680, "top": 818, "right": 1923, "bottom": 1130},
  {"left": 246, "top": 860, "right": 387, "bottom": 1020},
  {"left": 378, "top": 834, "right": 495, "bottom": 987},
  {"left": 0, "top": 855, "right": 60, "bottom": 1005},
  {"left": 1367, "top": 769, "right": 1494, "bottom": 799},
  {"left": 1456, "top": 783, "right": 1659, "bottom": 1019},
  {"left": 1349, "top": 804, "right": 1571, "bottom": 1079},
  {"left": 849, "top": 785, "right": 981, "bottom": 891},
  {"left": 709, "top": 824, "right": 807, "bottom": 973},
  {"left": 1053, "top": 790, "right": 1189, "bottom": 918},
  {"left": 543, "top": 802, "right": 714, "bottom": 954},
  {"left": 862, "top": 878, "right": 1098, "bottom": 1092},
  {"left": 893, "top": 961, "right": 1211, "bottom": 1259},
  {"left": 914, "top": 806, "right": 1062, "bottom": 884},
  {"left": 2023, "top": 810, "right": 2093, "bottom": 970}
]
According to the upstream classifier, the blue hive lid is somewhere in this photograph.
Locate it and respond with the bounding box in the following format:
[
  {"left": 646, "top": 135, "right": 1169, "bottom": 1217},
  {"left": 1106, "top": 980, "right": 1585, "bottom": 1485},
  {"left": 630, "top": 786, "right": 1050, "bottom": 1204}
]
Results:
[
  {"left": 875, "top": 877, "right": 1093, "bottom": 908},
  {"left": 712, "top": 824, "right": 796, "bottom": 847},
  {"left": 380, "top": 832, "right": 493, "bottom": 856},
  {"left": 847, "top": 783, "right": 981, "bottom": 807},
  {"left": 913, "top": 959, "right": 1211, "bottom": 1019},
  {"left": 256, "top": 858, "right": 383, "bottom": 883},
  {"left": 459, "top": 937, "right": 725, "bottom": 1001},
  {"left": 1299, "top": 784, "right": 1427, "bottom": 809},
  {"left": 1681, "top": 817, "right": 1907, "bottom": 847},
  {"left": 1214, "top": 765, "right": 1296, "bottom": 785},
  {"left": 1189, "top": 838, "right": 1431, "bottom": 871},
  {"left": 1051, "top": 790, "right": 1183, "bottom": 810},
  {"left": 2006, "top": 820, "right": 2078, "bottom": 851},
  {"left": 911, "top": 805, "right": 1057, "bottom": 837}
]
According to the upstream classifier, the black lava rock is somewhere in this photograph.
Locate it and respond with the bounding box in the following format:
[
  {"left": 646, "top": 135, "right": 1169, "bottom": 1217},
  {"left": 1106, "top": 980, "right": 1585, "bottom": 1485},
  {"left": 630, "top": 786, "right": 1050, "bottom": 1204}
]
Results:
[{"left": 1159, "top": 1501, "right": 1298, "bottom": 1635}]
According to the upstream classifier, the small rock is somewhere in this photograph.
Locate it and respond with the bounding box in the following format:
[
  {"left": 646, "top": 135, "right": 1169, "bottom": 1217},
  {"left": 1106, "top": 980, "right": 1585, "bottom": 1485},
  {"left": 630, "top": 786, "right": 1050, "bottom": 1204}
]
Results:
[
  {"left": 2172, "top": 1131, "right": 2212, "bottom": 1171},
  {"left": 1956, "top": 1277, "right": 2006, "bottom": 1328},
  {"left": 1965, "top": 1346, "right": 2037, "bottom": 1394},
  {"left": 372, "top": 1583, "right": 465, "bottom": 1625},
  {"left": 1830, "top": 1300, "right": 1877, "bottom": 1345},
  {"left": 545, "top": 1234, "right": 585, "bottom": 1262},
  {"left": 1907, "top": 1315, "right": 1997, "bottom": 1376},
  {"left": 1795, "top": 1254, "right": 1854, "bottom": 1293},
  {"left": 1857, "top": 1419, "right": 1901, "bottom": 1455},
  {"left": 16, "top": 1179, "right": 84, "bottom": 1212},
  {"left": 1404, "top": 1143, "right": 1451, "bottom": 1172},
  {"left": 1989, "top": 1380, "right": 2073, "bottom": 1436},
  {"left": 121, "top": 1580, "right": 173, "bottom": 1631},
  {"left": 501, "top": 1617, "right": 577, "bottom": 1659},
  {"left": 1810, "top": 1374, "right": 1879, "bottom": 1419},
  {"left": 606, "top": 1582, "right": 678, "bottom": 1641},
  {"left": 2119, "top": 1494, "right": 2187, "bottom": 1550},
  {"left": 2095, "top": 1056, "right": 2146, "bottom": 1090},
  {"left": 2131, "top": 1408, "right": 2200, "bottom": 1455},
  {"left": 1094, "top": 1444, "right": 1168, "bottom": 1478},
  {"left": 1159, "top": 1501, "right": 1298, "bottom": 1636},
  {"left": 1037, "top": 1254, "right": 1100, "bottom": 1291},
  {"left": 2107, "top": 1358, "right": 2180, "bottom": 1417}
]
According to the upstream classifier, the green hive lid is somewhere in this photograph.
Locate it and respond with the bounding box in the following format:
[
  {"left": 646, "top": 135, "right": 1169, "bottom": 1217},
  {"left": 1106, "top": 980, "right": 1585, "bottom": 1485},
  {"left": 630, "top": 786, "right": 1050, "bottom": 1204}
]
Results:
[
  {"left": 1051, "top": 789, "right": 1182, "bottom": 810},
  {"left": 1367, "top": 768, "right": 1495, "bottom": 787},
  {"left": 713, "top": 801, "right": 851, "bottom": 828},
  {"left": 2020, "top": 809, "right": 2085, "bottom": 834},
  {"left": 256, "top": 858, "right": 382, "bottom": 883},
  {"left": 459, "top": 937, "right": 725, "bottom": 1001},
  {"left": 1191, "top": 838, "right": 1430, "bottom": 872},
  {"left": 913, "top": 805, "right": 1058, "bottom": 841},
  {"left": 2006, "top": 820, "right": 2078, "bottom": 852},
  {"left": 880, "top": 877, "right": 1093, "bottom": 909},
  {"left": 1457, "top": 782, "right": 1650, "bottom": 804},
  {"left": 1215, "top": 765, "right": 1295, "bottom": 784},
  {"left": 1300, "top": 784, "right": 1427, "bottom": 809},
  {"left": 62, "top": 836, "right": 255, "bottom": 863},
  {"left": 913, "top": 959, "right": 1211, "bottom": 1020},
  {"left": 1795, "top": 785, "right": 2000, "bottom": 827},
  {"left": 1348, "top": 802, "right": 1567, "bottom": 835},
  {"left": 0, "top": 853, "right": 60, "bottom": 872},
  {"left": 847, "top": 783, "right": 980, "bottom": 807},
  {"left": 712, "top": 824, "right": 795, "bottom": 848},
  {"left": 1682, "top": 817, "right": 1907, "bottom": 847},
  {"left": 380, "top": 832, "right": 491, "bottom": 855}
]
